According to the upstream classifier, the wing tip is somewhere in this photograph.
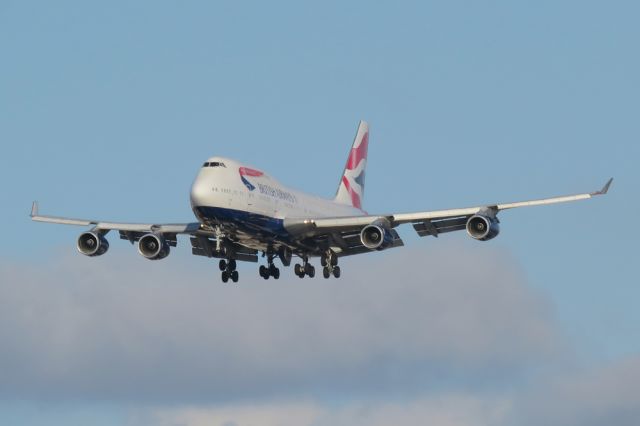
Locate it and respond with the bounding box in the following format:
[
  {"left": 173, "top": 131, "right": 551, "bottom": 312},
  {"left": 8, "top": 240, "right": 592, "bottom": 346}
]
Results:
[
  {"left": 30, "top": 201, "right": 39, "bottom": 217},
  {"left": 593, "top": 178, "right": 613, "bottom": 196}
]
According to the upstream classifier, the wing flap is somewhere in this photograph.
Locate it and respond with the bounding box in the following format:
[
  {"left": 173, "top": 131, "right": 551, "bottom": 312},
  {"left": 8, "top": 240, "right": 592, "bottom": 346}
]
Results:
[
  {"left": 412, "top": 217, "right": 468, "bottom": 238},
  {"left": 189, "top": 236, "right": 258, "bottom": 263}
]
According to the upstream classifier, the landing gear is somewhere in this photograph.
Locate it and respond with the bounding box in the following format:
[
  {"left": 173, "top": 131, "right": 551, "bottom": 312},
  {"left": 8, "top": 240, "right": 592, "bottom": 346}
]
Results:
[
  {"left": 259, "top": 253, "right": 280, "bottom": 279},
  {"left": 321, "top": 250, "right": 341, "bottom": 279},
  {"left": 219, "top": 259, "right": 236, "bottom": 272},
  {"left": 220, "top": 258, "right": 239, "bottom": 283},
  {"left": 294, "top": 256, "right": 315, "bottom": 278}
]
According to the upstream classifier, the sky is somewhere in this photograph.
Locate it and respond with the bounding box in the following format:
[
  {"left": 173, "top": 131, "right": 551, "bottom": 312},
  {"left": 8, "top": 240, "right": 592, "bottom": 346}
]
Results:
[{"left": 1, "top": 0, "right": 639, "bottom": 425}]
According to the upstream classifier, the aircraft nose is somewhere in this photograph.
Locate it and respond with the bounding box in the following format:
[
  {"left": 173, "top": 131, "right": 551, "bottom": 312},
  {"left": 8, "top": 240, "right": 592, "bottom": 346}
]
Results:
[{"left": 190, "top": 177, "right": 210, "bottom": 207}]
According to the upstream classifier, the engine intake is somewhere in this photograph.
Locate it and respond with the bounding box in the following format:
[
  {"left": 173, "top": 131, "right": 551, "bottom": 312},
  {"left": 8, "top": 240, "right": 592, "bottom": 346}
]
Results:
[
  {"left": 466, "top": 215, "right": 500, "bottom": 241},
  {"left": 360, "top": 219, "right": 395, "bottom": 250},
  {"left": 138, "top": 233, "right": 170, "bottom": 260},
  {"left": 77, "top": 231, "right": 109, "bottom": 257}
]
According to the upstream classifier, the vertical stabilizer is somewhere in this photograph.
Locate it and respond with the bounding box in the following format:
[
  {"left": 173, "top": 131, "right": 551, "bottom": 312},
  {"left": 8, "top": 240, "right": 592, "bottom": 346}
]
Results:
[{"left": 334, "top": 121, "right": 369, "bottom": 210}]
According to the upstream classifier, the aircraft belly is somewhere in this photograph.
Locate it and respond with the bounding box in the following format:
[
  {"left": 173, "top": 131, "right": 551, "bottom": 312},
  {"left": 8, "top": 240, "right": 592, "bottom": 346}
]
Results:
[{"left": 194, "top": 205, "right": 289, "bottom": 241}]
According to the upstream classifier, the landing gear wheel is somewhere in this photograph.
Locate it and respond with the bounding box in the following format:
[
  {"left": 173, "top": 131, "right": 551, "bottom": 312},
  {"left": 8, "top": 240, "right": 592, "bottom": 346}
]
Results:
[
  {"left": 323, "top": 266, "right": 331, "bottom": 279},
  {"left": 221, "top": 270, "right": 229, "bottom": 283},
  {"left": 231, "top": 270, "right": 239, "bottom": 283},
  {"left": 219, "top": 259, "right": 227, "bottom": 271},
  {"left": 259, "top": 265, "right": 268, "bottom": 278},
  {"left": 228, "top": 259, "right": 237, "bottom": 271},
  {"left": 332, "top": 266, "right": 341, "bottom": 278}
]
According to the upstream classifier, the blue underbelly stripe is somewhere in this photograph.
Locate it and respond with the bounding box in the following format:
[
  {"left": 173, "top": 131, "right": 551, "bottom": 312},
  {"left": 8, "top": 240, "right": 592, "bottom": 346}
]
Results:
[{"left": 195, "top": 206, "right": 287, "bottom": 236}]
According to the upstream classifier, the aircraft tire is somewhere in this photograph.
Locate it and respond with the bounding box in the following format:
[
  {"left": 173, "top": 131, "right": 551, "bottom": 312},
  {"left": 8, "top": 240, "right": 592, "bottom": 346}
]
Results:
[{"left": 323, "top": 267, "right": 330, "bottom": 279}]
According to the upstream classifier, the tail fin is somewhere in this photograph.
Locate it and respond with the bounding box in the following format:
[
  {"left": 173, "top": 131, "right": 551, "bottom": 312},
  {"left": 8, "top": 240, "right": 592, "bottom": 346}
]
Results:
[{"left": 334, "top": 120, "right": 369, "bottom": 210}]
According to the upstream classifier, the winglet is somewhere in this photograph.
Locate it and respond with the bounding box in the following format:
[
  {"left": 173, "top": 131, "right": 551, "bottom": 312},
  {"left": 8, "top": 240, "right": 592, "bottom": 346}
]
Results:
[
  {"left": 31, "top": 201, "right": 39, "bottom": 217},
  {"left": 592, "top": 178, "right": 613, "bottom": 196}
]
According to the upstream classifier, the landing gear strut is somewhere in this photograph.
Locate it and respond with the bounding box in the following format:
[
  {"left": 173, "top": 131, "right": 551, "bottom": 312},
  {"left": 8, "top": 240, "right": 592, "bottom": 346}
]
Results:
[
  {"left": 219, "top": 258, "right": 239, "bottom": 283},
  {"left": 259, "top": 253, "right": 280, "bottom": 280},
  {"left": 320, "top": 250, "right": 340, "bottom": 279},
  {"left": 294, "top": 255, "right": 315, "bottom": 278}
]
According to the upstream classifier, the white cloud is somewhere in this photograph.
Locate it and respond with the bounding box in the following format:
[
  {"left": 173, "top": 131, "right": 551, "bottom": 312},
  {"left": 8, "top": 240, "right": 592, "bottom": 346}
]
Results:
[
  {"left": 139, "top": 356, "right": 640, "bottom": 426},
  {"left": 0, "top": 243, "right": 560, "bottom": 402},
  {"left": 509, "top": 356, "right": 640, "bottom": 426},
  {"left": 145, "top": 401, "right": 323, "bottom": 426},
  {"left": 2, "top": 242, "right": 637, "bottom": 425},
  {"left": 141, "top": 394, "right": 509, "bottom": 426}
]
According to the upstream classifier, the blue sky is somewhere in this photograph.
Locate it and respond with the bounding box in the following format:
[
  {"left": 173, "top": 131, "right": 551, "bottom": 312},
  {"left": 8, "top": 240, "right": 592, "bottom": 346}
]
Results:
[{"left": 1, "top": 1, "right": 638, "bottom": 425}]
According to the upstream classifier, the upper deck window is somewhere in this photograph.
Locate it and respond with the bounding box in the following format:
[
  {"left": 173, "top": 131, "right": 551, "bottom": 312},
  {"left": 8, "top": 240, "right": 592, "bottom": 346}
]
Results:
[{"left": 202, "top": 162, "right": 227, "bottom": 168}]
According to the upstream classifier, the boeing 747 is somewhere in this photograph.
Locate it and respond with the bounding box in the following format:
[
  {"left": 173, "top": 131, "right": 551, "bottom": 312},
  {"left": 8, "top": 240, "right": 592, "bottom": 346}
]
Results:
[{"left": 31, "top": 121, "right": 612, "bottom": 282}]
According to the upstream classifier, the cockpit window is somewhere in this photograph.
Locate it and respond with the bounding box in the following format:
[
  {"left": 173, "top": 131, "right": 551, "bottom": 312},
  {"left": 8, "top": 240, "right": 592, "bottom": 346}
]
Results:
[{"left": 202, "top": 162, "right": 226, "bottom": 168}]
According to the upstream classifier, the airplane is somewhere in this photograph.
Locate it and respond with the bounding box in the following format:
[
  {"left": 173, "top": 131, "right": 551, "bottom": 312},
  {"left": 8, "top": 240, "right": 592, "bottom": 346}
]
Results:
[{"left": 31, "top": 121, "right": 612, "bottom": 283}]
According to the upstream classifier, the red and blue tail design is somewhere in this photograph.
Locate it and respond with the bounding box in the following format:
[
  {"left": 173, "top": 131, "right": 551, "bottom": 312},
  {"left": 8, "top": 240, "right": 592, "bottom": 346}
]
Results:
[{"left": 334, "top": 121, "right": 369, "bottom": 210}]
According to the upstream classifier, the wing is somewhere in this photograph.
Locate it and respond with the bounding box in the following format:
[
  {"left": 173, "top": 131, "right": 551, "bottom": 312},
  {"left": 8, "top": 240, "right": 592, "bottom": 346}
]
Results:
[
  {"left": 30, "top": 202, "right": 261, "bottom": 262},
  {"left": 30, "top": 201, "right": 201, "bottom": 234},
  {"left": 284, "top": 179, "right": 613, "bottom": 247}
]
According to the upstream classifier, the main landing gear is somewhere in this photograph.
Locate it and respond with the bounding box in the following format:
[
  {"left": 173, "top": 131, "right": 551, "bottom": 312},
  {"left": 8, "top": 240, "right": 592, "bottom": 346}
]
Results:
[
  {"left": 219, "top": 258, "right": 239, "bottom": 283},
  {"left": 294, "top": 256, "right": 315, "bottom": 278},
  {"left": 259, "top": 253, "right": 280, "bottom": 280},
  {"left": 320, "top": 250, "right": 340, "bottom": 279}
]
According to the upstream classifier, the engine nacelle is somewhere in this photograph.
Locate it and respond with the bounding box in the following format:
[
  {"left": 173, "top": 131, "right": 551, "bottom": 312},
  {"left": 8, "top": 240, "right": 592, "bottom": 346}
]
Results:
[
  {"left": 360, "top": 220, "right": 395, "bottom": 250},
  {"left": 138, "top": 233, "right": 170, "bottom": 260},
  {"left": 77, "top": 231, "right": 109, "bottom": 257},
  {"left": 466, "top": 215, "right": 500, "bottom": 241}
]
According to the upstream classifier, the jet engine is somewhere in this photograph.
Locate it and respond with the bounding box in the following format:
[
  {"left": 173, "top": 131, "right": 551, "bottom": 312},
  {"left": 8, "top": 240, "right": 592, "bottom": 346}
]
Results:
[
  {"left": 466, "top": 215, "right": 500, "bottom": 241},
  {"left": 138, "top": 233, "right": 170, "bottom": 260},
  {"left": 360, "top": 219, "right": 395, "bottom": 250},
  {"left": 77, "top": 231, "right": 110, "bottom": 257}
]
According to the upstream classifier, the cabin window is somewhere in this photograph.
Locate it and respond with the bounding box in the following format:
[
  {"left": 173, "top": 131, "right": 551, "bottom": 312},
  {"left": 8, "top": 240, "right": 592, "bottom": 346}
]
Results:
[{"left": 202, "top": 162, "right": 227, "bottom": 168}]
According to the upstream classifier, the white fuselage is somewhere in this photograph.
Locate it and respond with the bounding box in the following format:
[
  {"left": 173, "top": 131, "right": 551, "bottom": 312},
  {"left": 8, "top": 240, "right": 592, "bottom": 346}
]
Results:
[{"left": 190, "top": 157, "right": 363, "bottom": 229}]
